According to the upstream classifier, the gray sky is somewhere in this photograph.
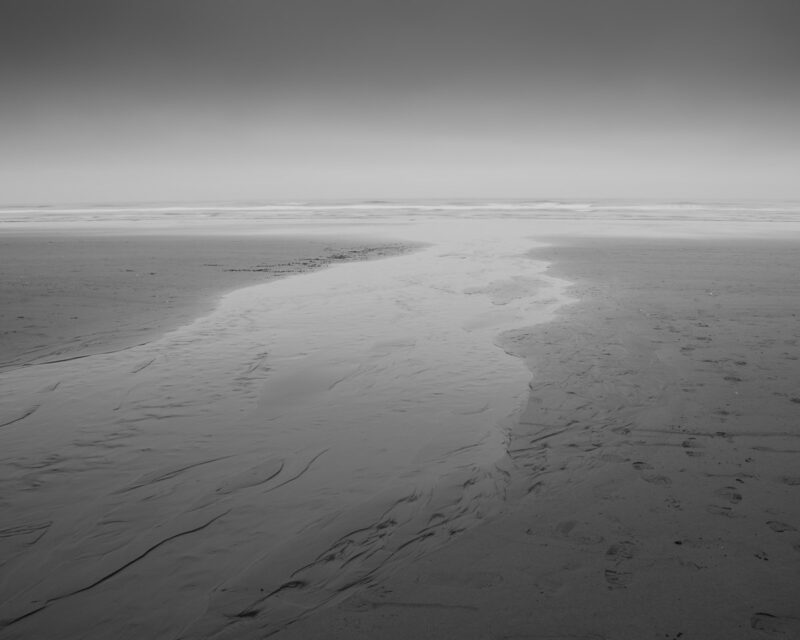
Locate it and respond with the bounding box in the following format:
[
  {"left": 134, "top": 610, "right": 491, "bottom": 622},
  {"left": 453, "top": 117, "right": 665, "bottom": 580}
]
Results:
[{"left": 2, "top": 0, "right": 799, "bottom": 204}]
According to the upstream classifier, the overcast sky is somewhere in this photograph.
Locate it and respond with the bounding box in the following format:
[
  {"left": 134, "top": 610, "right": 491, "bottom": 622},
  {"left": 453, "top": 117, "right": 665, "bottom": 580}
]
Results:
[{"left": 1, "top": 0, "right": 799, "bottom": 204}]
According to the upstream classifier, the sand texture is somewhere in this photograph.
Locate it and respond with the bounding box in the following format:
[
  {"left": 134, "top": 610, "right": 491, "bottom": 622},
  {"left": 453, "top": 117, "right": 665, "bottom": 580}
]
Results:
[
  {"left": 0, "top": 220, "right": 573, "bottom": 639},
  {"left": 275, "top": 238, "right": 800, "bottom": 639},
  {"left": 0, "top": 233, "right": 409, "bottom": 370},
  {"left": 2, "top": 211, "right": 800, "bottom": 639}
]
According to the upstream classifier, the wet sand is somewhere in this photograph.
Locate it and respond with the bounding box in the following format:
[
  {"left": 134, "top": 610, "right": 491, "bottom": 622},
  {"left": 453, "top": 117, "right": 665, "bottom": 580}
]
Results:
[
  {"left": 0, "top": 220, "right": 572, "bottom": 639},
  {"left": 275, "top": 237, "right": 800, "bottom": 639},
  {"left": 0, "top": 233, "right": 410, "bottom": 369},
  {"left": 3, "top": 217, "right": 800, "bottom": 639}
]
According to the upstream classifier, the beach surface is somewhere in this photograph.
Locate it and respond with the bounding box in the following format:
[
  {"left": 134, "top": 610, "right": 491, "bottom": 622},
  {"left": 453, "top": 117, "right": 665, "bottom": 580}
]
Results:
[
  {"left": 275, "top": 235, "right": 800, "bottom": 639},
  {"left": 0, "top": 232, "right": 410, "bottom": 369},
  {"left": 2, "top": 205, "right": 799, "bottom": 639},
  {"left": 0, "top": 214, "right": 572, "bottom": 639}
]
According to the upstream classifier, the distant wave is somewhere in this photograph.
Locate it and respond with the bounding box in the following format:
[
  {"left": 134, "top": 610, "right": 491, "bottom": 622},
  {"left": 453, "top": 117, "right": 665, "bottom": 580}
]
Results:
[{"left": 2, "top": 199, "right": 799, "bottom": 224}]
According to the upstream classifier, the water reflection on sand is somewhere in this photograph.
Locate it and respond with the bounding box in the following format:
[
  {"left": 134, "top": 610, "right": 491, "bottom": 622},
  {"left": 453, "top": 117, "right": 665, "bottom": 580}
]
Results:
[{"left": 0, "top": 215, "right": 573, "bottom": 639}]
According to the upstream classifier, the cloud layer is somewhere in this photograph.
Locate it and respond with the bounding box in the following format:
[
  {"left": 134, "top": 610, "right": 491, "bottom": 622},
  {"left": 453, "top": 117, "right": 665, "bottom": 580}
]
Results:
[{"left": 2, "top": 1, "right": 799, "bottom": 203}]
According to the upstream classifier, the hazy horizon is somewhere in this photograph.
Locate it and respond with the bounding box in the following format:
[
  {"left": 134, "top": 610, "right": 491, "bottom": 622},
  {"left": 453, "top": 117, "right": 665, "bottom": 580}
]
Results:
[{"left": 2, "top": 0, "right": 799, "bottom": 205}]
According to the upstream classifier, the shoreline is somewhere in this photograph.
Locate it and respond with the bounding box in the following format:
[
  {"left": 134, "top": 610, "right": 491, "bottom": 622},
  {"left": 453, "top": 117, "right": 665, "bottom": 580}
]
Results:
[
  {"left": 0, "top": 232, "right": 415, "bottom": 370},
  {"left": 275, "top": 235, "right": 800, "bottom": 639}
]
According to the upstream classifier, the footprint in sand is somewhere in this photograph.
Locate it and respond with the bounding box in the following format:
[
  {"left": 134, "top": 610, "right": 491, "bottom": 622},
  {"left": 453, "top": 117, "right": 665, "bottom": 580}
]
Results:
[
  {"left": 751, "top": 612, "right": 800, "bottom": 634},
  {"left": 553, "top": 520, "right": 604, "bottom": 545},
  {"left": 604, "top": 568, "right": 633, "bottom": 589},
  {"left": 681, "top": 438, "right": 704, "bottom": 458},
  {"left": 714, "top": 486, "right": 743, "bottom": 504},
  {"left": 642, "top": 474, "right": 672, "bottom": 486},
  {"left": 632, "top": 461, "right": 673, "bottom": 489},
  {"left": 766, "top": 521, "right": 797, "bottom": 533},
  {"left": 606, "top": 541, "right": 636, "bottom": 561},
  {"left": 604, "top": 541, "right": 636, "bottom": 590}
]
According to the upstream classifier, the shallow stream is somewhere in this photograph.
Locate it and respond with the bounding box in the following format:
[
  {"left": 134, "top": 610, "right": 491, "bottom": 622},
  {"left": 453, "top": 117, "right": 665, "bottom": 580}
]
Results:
[{"left": 0, "top": 217, "right": 571, "bottom": 639}]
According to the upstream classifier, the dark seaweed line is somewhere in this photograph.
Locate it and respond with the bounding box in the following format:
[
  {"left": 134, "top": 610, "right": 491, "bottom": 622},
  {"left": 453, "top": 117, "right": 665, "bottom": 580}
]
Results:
[
  {"left": 255, "top": 515, "right": 465, "bottom": 637},
  {"left": 130, "top": 358, "right": 156, "bottom": 374},
  {"left": 0, "top": 405, "right": 40, "bottom": 429},
  {"left": 216, "top": 461, "right": 285, "bottom": 495},
  {"left": 10, "top": 341, "right": 152, "bottom": 369},
  {"left": 0, "top": 510, "right": 230, "bottom": 630},
  {"left": 0, "top": 521, "right": 51, "bottom": 539},
  {"left": 264, "top": 449, "right": 329, "bottom": 494},
  {"left": 114, "top": 455, "right": 235, "bottom": 494},
  {"left": 239, "top": 487, "right": 472, "bottom": 629}
]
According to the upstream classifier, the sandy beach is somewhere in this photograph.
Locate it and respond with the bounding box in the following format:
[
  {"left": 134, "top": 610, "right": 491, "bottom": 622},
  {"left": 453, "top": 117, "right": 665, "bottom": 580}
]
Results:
[
  {"left": 5, "top": 0, "right": 800, "bottom": 636},
  {"left": 275, "top": 235, "right": 800, "bottom": 639},
  {"left": 1, "top": 209, "right": 799, "bottom": 640},
  {"left": 0, "top": 214, "right": 572, "bottom": 639},
  {"left": 0, "top": 232, "right": 411, "bottom": 369}
]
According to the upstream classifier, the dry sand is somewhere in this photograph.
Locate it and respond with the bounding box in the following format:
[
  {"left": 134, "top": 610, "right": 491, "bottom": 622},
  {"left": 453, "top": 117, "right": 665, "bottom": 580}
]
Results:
[
  {"left": 0, "top": 232, "right": 410, "bottom": 369},
  {"left": 275, "top": 237, "right": 800, "bottom": 639}
]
